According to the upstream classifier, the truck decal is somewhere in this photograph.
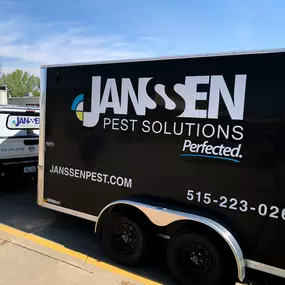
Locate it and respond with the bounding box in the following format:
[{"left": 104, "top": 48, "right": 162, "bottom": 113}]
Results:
[{"left": 7, "top": 115, "right": 40, "bottom": 129}]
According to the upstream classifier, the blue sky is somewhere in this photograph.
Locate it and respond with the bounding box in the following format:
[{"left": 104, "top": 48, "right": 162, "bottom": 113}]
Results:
[{"left": 1, "top": 0, "right": 285, "bottom": 76}]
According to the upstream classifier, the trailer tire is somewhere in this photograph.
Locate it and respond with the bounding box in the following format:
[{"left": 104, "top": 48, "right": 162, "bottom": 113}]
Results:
[
  {"left": 102, "top": 213, "right": 149, "bottom": 267},
  {"left": 166, "top": 229, "right": 234, "bottom": 285}
]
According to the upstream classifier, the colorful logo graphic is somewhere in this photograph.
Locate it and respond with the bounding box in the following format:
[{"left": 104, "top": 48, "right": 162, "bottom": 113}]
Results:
[{"left": 71, "top": 94, "right": 84, "bottom": 121}]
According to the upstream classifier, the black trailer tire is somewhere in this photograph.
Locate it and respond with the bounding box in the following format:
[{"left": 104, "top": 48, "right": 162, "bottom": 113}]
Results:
[
  {"left": 166, "top": 229, "right": 234, "bottom": 285},
  {"left": 102, "top": 213, "right": 150, "bottom": 267}
]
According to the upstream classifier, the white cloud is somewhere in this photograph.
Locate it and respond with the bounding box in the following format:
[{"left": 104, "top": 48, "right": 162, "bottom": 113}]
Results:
[{"left": 0, "top": 18, "right": 153, "bottom": 76}]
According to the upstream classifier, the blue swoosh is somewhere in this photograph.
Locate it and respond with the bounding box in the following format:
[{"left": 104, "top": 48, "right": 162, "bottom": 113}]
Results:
[
  {"left": 71, "top": 94, "right": 84, "bottom": 111},
  {"left": 180, "top": 154, "right": 240, "bottom": 163}
]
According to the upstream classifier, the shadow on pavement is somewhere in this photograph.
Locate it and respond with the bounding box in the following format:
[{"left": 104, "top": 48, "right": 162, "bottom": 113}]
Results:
[
  {"left": 1, "top": 182, "right": 284, "bottom": 285},
  {"left": 0, "top": 181, "right": 177, "bottom": 285}
]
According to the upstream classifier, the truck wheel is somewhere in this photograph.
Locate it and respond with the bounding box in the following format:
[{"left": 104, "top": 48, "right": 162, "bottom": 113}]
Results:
[
  {"left": 102, "top": 213, "right": 149, "bottom": 267},
  {"left": 166, "top": 229, "right": 234, "bottom": 285}
]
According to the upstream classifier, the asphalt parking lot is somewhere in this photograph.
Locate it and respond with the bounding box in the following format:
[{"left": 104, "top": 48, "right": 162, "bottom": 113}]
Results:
[
  {"left": 0, "top": 181, "right": 175, "bottom": 285},
  {"left": 0, "top": 181, "right": 283, "bottom": 285}
]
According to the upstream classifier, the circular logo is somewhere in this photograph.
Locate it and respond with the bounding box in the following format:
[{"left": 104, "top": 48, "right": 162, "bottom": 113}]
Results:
[
  {"left": 29, "top": 145, "right": 35, "bottom": 152},
  {"left": 75, "top": 101, "right": 84, "bottom": 121},
  {"left": 71, "top": 94, "right": 84, "bottom": 122}
]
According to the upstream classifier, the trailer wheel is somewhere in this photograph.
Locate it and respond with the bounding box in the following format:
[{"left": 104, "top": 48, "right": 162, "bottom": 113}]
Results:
[
  {"left": 102, "top": 213, "right": 149, "bottom": 267},
  {"left": 166, "top": 229, "right": 234, "bottom": 285}
]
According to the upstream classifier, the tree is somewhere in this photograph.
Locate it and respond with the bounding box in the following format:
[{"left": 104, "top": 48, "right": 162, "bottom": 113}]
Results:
[{"left": 0, "top": 69, "right": 40, "bottom": 97}]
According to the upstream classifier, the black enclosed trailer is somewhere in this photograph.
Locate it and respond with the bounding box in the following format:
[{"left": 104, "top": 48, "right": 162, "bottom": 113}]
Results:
[{"left": 38, "top": 49, "right": 285, "bottom": 285}]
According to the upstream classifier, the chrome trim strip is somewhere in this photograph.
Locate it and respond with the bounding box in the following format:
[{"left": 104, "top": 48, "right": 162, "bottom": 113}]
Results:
[
  {"left": 37, "top": 67, "right": 47, "bottom": 206},
  {"left": 95, "top": 199, "right": 245, "bottom": 282},
  {"left": 42, "top": 202, "right": 98, "bottom": 222},
  {"left": 40, "top": 47, "right": 285, "bottom": 68},
  {"left": 246, "top": 260, "right": 285, "bottom": 279}
]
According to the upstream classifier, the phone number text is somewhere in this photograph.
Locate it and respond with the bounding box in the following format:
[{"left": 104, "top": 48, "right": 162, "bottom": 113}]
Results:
[
  {"left": 187, "top": 190, "right": 285, "bottom": 220},
  {"left": 0, "top": 147, "right": 25, "bottom": 152}
]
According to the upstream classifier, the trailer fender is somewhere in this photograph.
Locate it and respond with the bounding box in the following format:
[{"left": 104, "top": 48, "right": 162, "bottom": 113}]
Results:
[{"left": 95, "top": 199, "right": 245, "bottom": 282}]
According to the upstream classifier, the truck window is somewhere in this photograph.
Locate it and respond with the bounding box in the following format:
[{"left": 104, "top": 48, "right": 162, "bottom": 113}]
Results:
[{"left": 6, "top": 114, "right": 40, "bottom": 130}]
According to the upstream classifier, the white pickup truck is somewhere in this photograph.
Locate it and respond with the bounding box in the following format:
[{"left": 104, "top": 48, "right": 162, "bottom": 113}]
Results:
[{"left": 0, "top": 104, "right": 39, "bottom": 181}]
